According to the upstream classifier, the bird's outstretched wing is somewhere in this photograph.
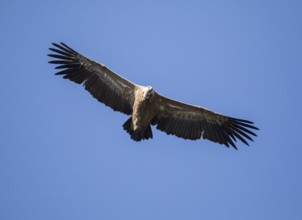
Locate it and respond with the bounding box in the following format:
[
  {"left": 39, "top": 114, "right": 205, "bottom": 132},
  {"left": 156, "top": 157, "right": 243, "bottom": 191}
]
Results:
[
  {"left": 48, "top": 42, "right": 137, "bottom": 115},
  {"left": 153, "top": 93, "right": 259, "bottom": 149}
]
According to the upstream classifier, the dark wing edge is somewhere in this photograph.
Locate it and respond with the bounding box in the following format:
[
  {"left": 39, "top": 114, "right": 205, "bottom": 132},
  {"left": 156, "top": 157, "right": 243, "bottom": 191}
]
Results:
[
  {"left": 154, "top": 94, "right": 259, "bottom": 149},
  {"left": 48, "top": 42, "right": 137, "bottom": 115}
]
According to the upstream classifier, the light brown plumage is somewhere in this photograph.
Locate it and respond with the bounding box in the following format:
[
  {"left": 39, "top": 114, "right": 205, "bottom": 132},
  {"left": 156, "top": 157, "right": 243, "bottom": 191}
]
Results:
[{"left": 48, "top": 42, "right": 259, "bottom": 149}]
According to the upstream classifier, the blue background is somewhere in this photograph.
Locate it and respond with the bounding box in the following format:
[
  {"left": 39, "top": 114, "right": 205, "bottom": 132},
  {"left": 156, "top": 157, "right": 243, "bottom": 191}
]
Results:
[{"left": 1, "top": 0, "right": 301, "bottom": 219}]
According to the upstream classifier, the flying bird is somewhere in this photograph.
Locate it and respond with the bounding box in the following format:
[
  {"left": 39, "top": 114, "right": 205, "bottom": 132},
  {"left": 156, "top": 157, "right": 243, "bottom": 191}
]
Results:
[{"left": 48, "top": 42, "right": 258, "bottom": 149}]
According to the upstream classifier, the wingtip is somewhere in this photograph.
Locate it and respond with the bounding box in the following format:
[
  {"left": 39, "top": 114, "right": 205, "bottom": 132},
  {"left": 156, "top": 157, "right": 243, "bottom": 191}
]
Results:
[
  {"left": 226, "top": 141, "right": 238, "bottom": 150},
  {"left": 229, "top": 142, "right": 238, "bottom": 150},
  {"left": 230, "top": 117, "right": 254, "bottom": 124}
]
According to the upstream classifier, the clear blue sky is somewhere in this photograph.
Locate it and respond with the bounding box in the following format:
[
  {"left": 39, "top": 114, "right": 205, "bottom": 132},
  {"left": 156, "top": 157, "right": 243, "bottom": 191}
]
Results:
[{"left": 1, "top": 0, "right": 301, "bottom": 219}]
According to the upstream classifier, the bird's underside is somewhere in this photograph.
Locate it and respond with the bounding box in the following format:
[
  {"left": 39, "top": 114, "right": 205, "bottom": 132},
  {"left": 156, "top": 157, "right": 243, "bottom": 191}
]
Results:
[{"left": 48, "top": 42, "right": 259, "bottom": 149}]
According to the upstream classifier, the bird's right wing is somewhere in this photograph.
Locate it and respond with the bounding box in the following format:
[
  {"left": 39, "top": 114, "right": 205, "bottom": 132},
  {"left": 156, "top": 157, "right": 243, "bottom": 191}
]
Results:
[{"left": 48, "top": 42, "right": 138, "bottom": 115}]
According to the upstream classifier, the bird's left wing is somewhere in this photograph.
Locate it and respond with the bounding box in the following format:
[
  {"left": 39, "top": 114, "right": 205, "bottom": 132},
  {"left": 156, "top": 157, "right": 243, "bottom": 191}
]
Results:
[
  {"left": 48, "top": 42, "right": 137, "bottom": 115},
  {"left": 153, "top": 93, "right": 259, "bottom": 149}
]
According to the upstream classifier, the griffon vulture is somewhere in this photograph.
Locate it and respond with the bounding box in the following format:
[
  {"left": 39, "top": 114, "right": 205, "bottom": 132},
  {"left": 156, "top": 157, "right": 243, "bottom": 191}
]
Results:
[{"left": 48, "top": 42, "right": 258, "bottom": 149}]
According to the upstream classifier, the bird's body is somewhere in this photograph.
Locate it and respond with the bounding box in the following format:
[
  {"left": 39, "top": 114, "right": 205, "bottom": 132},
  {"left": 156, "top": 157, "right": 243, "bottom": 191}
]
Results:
[
  {"left": 48, "top": 42, "right": 259, "bottom": 149},
  {"left": 132, "top": 87, "right": 156, "bottom": 132}
]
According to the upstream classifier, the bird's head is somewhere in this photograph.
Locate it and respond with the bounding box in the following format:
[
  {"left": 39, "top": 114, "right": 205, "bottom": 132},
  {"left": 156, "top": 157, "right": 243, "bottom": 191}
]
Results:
[{"left": 142, "top": 86, "right": 155, "bottom": 100}]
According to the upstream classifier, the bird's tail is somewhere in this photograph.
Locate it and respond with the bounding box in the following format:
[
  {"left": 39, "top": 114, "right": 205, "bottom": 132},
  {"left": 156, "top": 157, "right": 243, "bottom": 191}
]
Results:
[{"left": 123, "top": 117, "right": 153, "bottom": 141}]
